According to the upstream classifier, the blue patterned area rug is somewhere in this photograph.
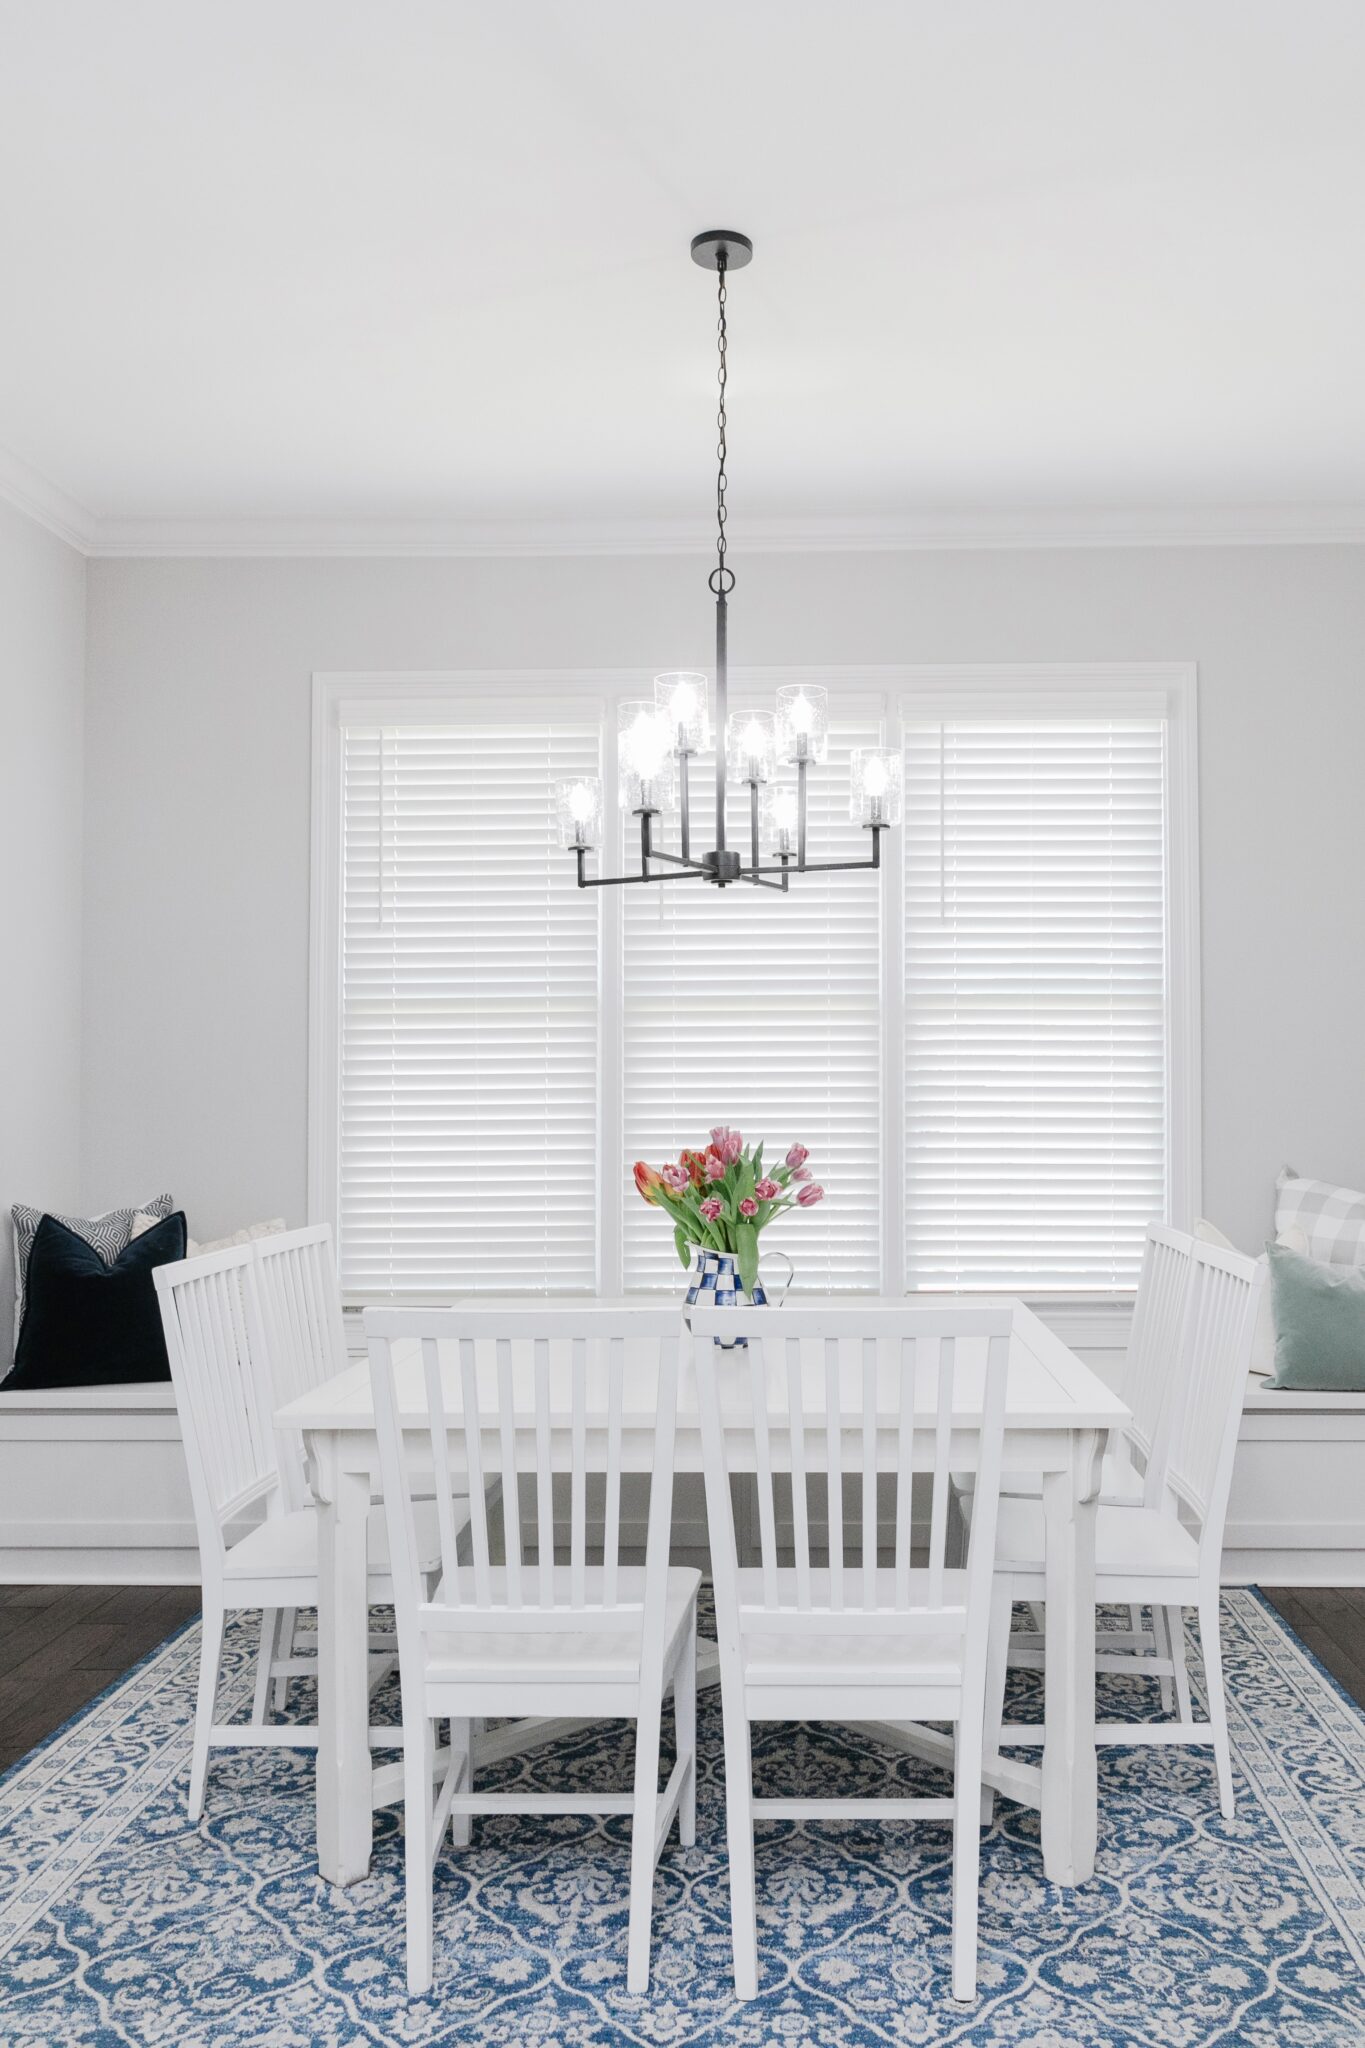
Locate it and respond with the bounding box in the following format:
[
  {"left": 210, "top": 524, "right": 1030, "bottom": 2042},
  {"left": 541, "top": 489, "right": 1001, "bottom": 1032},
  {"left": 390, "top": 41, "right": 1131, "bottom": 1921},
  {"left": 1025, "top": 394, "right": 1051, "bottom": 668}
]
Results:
[{"left": 1, "top": 1591, "right": 1363, "bottom": 2046}]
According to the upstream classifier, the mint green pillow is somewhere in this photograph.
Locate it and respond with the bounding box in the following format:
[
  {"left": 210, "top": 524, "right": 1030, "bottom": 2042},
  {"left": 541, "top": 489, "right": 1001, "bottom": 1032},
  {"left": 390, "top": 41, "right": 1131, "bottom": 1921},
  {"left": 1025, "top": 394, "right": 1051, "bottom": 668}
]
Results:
[{"left": 1266, "top": 1241, "right": 1365, "bottom": 1391}]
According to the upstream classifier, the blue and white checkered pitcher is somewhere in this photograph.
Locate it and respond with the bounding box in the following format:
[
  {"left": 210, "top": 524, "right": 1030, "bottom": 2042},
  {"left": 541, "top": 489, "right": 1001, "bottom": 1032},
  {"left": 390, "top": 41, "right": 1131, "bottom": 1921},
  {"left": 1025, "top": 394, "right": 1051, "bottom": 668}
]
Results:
[{"left": 684, "top": 1247, "right": 794, "bottom": 1311}]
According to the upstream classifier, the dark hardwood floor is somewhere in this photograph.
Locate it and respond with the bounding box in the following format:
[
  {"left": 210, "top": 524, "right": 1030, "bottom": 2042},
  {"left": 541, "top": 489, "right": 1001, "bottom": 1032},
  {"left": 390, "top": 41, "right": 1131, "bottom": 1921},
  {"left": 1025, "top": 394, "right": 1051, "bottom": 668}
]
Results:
[
  {"left": 0, "top": 1584, "right": 1360, "bottom": 1776},
  {"left": 0, "top": 1582, "right": 200, "bottom": 1772}
]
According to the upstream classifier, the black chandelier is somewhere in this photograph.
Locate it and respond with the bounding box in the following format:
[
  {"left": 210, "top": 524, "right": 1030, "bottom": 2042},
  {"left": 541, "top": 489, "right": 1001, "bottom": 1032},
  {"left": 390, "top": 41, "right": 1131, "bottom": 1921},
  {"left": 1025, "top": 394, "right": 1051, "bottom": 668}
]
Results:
[{"left": 556, "top": 230, "right": 901, "bottom": 892}]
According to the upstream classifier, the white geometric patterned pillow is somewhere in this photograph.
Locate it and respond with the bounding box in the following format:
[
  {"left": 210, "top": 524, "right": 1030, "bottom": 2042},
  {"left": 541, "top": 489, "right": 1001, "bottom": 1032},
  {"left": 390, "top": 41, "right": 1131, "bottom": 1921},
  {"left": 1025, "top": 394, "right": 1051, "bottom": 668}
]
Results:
[
  {"left": 11, "top": 1194, "right": 174, "bottom": 1346},
  {"left": 1275, "top": 1167, "right": 1365, "bottom": 1270}
]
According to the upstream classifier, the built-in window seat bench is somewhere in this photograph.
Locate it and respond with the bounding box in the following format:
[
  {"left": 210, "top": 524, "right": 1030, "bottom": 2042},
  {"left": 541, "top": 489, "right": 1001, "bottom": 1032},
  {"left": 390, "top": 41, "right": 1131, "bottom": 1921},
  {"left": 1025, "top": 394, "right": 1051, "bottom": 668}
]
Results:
[
  {"left": 2, "top": 1369, "right": 1363, "bottom": 1587},
  {"left": 0, "top": 1382, "right": 200, "bottom": 1584}
]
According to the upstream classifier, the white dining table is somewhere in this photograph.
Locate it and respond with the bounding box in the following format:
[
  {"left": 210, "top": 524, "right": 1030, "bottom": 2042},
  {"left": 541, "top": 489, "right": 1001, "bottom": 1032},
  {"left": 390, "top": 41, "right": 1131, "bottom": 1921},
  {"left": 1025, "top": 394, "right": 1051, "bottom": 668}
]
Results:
[{"left": 277, "top": 1294, "right": 1128, "bottom": 1892}]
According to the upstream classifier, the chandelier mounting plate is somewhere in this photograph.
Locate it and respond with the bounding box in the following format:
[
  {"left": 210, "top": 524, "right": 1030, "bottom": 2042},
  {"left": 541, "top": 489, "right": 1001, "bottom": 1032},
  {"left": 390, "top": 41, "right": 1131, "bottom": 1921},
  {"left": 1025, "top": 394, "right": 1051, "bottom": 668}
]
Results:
[{"left": 690, "top": 229, "right": 753, "bottom": 272}]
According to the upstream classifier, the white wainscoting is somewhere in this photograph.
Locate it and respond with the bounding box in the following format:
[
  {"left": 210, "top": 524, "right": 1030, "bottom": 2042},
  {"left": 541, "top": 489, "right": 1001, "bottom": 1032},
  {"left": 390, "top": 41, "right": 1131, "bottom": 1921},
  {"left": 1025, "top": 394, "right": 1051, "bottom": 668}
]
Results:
[{"left": 3, "top": 1302, "right": 1363, "bottom": 1585}]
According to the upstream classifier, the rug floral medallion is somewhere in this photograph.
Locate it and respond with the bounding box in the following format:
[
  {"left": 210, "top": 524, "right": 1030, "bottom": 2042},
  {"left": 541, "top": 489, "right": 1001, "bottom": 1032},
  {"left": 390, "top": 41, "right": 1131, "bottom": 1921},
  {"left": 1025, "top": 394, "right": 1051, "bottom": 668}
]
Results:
[{"left": 1, "top": 1591, "right": 1362, "bottom": 2046}]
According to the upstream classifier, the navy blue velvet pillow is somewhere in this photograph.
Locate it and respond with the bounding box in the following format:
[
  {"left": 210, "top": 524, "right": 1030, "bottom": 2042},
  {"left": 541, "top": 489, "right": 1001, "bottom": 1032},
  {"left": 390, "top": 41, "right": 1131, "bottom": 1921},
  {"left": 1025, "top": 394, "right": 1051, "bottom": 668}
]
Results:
[{"left": 6, "top": 1211, "right": 187, "bottom": 1390}]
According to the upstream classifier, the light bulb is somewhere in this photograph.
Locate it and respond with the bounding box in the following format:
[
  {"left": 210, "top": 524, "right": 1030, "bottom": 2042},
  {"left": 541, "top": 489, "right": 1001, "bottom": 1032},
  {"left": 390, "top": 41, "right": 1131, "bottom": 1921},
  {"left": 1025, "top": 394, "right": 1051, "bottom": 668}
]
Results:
[
  {"left": 788, "top": 692, "right": 816, "bottom": 734},
  {"left": 653, "top": 671, "right": 710, "bottom": 751},
  {"left": 623, "top": 707, "right": 669, "bottom": 778},
  {"left": 775, "top": 684, "right": 829, "bottom": 765},
  {"left": 863, "top": 755, "right": 889, "bottom": 797},
  {"left": 567, "top": 781, "right": 596, "bottom": 822},
  {"left": 764, "top": 785, "right": 799, "bottom": 851}
]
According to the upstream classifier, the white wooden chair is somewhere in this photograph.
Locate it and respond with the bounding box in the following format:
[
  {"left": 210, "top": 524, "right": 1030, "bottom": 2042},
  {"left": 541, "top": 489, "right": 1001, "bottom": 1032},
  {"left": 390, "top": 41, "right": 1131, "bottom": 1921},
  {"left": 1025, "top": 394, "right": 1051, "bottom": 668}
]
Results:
[
  {"left": 983, "top": 1239, "right": 1262, "bottom": 1819},
  {"left": 249, "top": 1223, "right": 473, "bottom": 1713},
  {"left": 691, "top": 1302, "right": 1013, "bottom": 2005},
  {"left": 955, "top": 1223, "right": 1195, "bottom": 1697},
  {"left": 366, "top": 1304, "right": 699, "bottom": 1998},
  {"left": 154, "top": 1246, "right": 443, "bottom": 1819}
]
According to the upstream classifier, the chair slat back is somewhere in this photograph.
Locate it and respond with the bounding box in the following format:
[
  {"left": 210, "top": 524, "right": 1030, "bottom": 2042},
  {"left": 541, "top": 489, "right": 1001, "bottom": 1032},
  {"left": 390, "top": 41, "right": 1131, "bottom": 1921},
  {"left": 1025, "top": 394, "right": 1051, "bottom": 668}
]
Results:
[
  {"left": 366, "top": 1307, "right": 681, "bottom": 1667},
  {"left": 251, "top": 1225, "right": 348, "bottom": 1506},
  {"left": 154, "top": 1248, "right": 280, "bottom": 1576},
  {"left": 1123, "top": 1223, "right": 1194, "bottom": 1493},
  {"left": 1165, "top": 1240, "right": 1262, "bottom": 1536},
  {"left": 692, "top": 1304, "right": 1013, "bottom": 1642}
]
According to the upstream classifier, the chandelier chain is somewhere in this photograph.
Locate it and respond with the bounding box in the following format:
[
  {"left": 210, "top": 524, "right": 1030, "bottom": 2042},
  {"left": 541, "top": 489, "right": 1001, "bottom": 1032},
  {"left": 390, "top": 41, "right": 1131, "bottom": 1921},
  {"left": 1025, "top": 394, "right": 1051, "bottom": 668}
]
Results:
[{"left": 713, "top": 249, "right": 733, "bottom": 594}]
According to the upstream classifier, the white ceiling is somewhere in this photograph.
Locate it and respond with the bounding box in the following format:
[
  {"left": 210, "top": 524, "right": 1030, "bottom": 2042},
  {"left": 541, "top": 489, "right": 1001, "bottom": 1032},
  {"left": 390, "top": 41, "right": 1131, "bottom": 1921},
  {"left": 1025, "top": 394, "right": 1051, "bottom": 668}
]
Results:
[{"left": 2, "top": 0, "right": 1364, "bottom": 553}]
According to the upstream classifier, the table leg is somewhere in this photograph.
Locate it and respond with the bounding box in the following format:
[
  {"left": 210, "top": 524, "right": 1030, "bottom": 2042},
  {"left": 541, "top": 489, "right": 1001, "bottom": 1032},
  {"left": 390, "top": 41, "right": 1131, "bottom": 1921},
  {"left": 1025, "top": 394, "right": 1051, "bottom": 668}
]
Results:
[
  {"left": 316, "top": 1466, "right": 374, "bottom": 1885},
  {"left": 1039, "top": 1429, "right": 1103, "bottom": 1885}
]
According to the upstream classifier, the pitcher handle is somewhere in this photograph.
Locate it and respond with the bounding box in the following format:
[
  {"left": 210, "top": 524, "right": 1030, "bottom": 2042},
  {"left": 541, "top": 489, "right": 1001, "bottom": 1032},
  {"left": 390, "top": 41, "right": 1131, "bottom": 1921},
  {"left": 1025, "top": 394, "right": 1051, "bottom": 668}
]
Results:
[{"left": 759, "top": 1246, "right": 794, "bottom": 1306}]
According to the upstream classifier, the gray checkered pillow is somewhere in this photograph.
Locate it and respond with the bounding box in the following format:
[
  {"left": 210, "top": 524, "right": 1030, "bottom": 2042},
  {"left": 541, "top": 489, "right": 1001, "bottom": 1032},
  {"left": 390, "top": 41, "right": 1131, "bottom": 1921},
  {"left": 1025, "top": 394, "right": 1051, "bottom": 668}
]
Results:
[
  {"left": 1275, "top": 1167, "right": 1365, "bottom": 1269},
  {"left": 11, "top": 1194, "right": 174, "bottom": 1346}
]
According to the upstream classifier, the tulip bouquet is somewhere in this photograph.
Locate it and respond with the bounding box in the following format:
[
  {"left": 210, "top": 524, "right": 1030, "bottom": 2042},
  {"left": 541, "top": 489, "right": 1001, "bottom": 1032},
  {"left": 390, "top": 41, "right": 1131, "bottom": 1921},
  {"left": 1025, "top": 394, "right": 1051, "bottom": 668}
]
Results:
[{"left": 633, "top": 1126, "right": 824, "bottom": 1297}]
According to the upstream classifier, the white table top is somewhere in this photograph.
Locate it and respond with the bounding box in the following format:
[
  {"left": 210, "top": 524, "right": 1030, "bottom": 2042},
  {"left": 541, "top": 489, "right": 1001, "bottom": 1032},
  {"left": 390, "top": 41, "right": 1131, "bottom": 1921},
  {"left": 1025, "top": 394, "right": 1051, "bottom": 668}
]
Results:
[{"left": 278, "top": 1295, "right": 1127, "bottom": 1439}]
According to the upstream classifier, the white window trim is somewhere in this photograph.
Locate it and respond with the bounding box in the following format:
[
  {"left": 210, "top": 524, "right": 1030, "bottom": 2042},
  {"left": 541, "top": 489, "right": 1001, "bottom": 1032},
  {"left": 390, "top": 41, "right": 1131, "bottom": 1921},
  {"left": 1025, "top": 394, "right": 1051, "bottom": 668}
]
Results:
[{"left": 310, "top": 661, "right": 1199, "bottom": 1309}]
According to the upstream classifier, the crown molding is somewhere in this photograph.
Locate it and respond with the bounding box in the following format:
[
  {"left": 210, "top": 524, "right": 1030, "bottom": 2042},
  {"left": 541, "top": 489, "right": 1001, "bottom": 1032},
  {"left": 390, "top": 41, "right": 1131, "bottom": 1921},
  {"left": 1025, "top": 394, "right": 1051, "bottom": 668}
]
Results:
[
  {"left": 4, "top": 470, "right": 1365, "bottom": 559},
  {"left": 0, "top": 444, "right": 98, "bottom": 552},
  {"left": 86, "top": 504, "right": 1365, "bottom": 558}
]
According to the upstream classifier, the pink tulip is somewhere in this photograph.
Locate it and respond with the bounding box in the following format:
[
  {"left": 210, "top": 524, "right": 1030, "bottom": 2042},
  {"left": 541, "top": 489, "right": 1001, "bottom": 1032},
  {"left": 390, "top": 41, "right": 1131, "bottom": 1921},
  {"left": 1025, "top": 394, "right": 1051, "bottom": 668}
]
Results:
[
  {"left": 796, "top": 1183, "right": 824, "bottom": 1207},
  {"left": 699, "top": 1197, "right": 723, "bottom": 1222},
  {"left": 660, "top": 1162, "right": 691, "bottom": 1192},
  {"left": 702, "top": 1150, "right": 726, "bottom": 1182},
  {"left": 738, "top": 1197, "right": 758, "bottom": 1218},
  {"left": 755, "top": 1177, "right": 780, "bottom": 1201},
  {"left": 792, "top": 1167, "right": 812, "bottom": 1182},
  {"left": 786, "top": 1144, "right": 809, "bottom": 1170},
  {"left": 710, "top": 1125, "right": 743, "bottom": 1164}
]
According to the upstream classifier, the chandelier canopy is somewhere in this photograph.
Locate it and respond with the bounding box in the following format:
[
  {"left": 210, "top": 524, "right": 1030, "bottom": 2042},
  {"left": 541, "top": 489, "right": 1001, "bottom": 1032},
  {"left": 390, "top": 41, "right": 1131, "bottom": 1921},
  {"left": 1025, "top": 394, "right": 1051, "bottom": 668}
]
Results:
[{"left": 556, "top": 230, "right": 900, "bottom": 892}]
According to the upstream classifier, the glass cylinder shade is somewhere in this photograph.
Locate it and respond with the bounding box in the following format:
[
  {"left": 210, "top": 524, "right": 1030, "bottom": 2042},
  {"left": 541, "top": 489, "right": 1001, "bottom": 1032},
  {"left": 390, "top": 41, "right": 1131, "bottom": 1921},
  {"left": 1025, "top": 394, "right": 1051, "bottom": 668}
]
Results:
[
  {"left": 617, "top": 701, "right": 677, "bottom": 812},
  {"left": 653, "top": 671, "right": 710, "bottom": 753},
  {"left": 554, "top": 775, "right": 603, "bottom": 849},
  {"left": 726, "top": 709, "right": 776, "bottom": 785},
  {"left": 775, "top": 684, "right": 829, "bottom": 764},
  {"left": 763, "top": 783, "right": 800, "bottom": 853},
  {"left": 849, "top": 746, "right": 902, "bottom": 827}
]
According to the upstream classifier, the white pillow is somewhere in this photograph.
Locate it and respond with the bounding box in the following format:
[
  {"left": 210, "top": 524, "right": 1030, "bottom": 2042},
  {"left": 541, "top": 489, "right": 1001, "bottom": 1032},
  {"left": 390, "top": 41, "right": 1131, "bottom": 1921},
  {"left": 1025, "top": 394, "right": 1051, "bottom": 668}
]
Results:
[
  {"left": 1275, "top": 1167, "right": 1365, "bottom": 1270},
  {"left": 188, "top": 1217, "right": 288, "bottom": 1257},
  {"left": 1195, "top": 1217, "right": 1308, "bottom": 1376}
]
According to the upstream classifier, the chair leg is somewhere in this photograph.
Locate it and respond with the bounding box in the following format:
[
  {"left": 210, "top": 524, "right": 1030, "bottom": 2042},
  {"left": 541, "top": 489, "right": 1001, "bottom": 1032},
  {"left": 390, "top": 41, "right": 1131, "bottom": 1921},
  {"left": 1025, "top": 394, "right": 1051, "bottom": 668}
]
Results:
[
  {"left": 951, "top": 1699, "right": 984, "bottom": 2002},
  {"left": 720, "top": 1694, "right": 759, "bottom": 2000},
  {"left": 252, "top": 1607, "right": 280, "bottom": 1725},
  {"left": 404, "top": 1715, "right": 436, "bottom": 1995},
  {"left": 979, "top": 1580, "right": 1013, "bottom": 1826},
  {"left": 272, "top": 1607, "right": 297, "bottom": 1713},
  {"left": 1150, "top": 1606, "right": 1175, "bottom": 1715},
  {"left": 675, "top": 1625, "right": 698, "bottom": 1849},
  {"left": 1167, "top": 1607, "right": 1193, "bottom": 1724},
  {"left": 189, "top": 1599, "right": 226, "bottom": 1822},
  {"left": 1197, "top": 1594, "right": 1235, "bottom": 1820},
  {"left": 626, "top": 1692, "right": 664, "bottom": 1994},
  {"left": 448, "top": 1720, "right": 472, "bottom": 1849}
]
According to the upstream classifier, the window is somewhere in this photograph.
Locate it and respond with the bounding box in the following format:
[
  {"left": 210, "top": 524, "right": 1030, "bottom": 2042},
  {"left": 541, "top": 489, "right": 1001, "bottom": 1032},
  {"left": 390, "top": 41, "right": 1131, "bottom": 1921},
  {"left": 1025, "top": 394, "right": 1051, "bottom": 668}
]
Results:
[
  {"left": 903, "top": 717, "right": 1168, "bottom": 1290},
  {"left": 331, "top": 710, "right": 601, "bottom": 1299},
  {"left": 312, "top": 666, "right": 1197, "bottom": 1302}
]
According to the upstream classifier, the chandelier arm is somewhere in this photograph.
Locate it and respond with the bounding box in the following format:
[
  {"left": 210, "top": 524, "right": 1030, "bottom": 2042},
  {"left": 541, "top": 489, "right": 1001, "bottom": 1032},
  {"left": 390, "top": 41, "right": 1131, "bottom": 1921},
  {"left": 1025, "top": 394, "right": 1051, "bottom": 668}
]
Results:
[{"left": 575, "top": 863, "right": 711, "bottom": 889}]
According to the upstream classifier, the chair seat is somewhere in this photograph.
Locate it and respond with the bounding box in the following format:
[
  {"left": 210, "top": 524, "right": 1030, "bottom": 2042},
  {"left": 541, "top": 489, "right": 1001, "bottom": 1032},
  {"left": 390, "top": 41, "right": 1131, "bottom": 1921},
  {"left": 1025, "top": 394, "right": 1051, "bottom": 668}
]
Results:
[
  {"left": 994, "top": 1498, "right": 1201, "bottom": 1581},
  {"left": 424, "top": 1565, "right": 700, "bottom": 1684},
  {"left": 224, "top": 1500, "right": 445, "bottom": 1584},
  {"left": 735, "top": 1567, "right": 968, "bottom": 1686}
]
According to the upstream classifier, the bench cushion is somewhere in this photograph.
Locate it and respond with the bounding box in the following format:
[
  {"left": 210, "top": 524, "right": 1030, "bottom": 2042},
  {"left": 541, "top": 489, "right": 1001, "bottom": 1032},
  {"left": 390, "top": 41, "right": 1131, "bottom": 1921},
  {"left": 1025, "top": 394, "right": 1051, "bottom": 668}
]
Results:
[{"left": 5, "top": 1212, "right": 187, "bottom": 1391}]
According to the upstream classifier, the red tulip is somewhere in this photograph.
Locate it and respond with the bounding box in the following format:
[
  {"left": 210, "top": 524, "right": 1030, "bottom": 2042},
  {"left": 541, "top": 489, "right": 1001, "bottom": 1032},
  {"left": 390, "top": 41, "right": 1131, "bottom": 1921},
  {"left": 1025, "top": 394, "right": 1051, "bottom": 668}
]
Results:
[
  {"left": 633, "top": 1161, "right": 663, "bottom": 1206},
  {"left": 680, "top": 1149, "right": 708, "bottom": 1188}
]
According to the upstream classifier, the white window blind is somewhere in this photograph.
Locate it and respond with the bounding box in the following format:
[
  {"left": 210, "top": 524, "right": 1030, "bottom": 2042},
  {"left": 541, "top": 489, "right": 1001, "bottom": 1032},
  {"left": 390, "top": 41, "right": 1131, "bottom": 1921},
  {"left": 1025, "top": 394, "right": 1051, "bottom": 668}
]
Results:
[
  {"left": 621, "top": 703, "right": 884, "bottom": 1291},
  {"left": 903, "top": 718, "right": 1167, "bottom": 1291},
  {"left": 338, "top": 720, "right": 600, "bottom": 1300}
]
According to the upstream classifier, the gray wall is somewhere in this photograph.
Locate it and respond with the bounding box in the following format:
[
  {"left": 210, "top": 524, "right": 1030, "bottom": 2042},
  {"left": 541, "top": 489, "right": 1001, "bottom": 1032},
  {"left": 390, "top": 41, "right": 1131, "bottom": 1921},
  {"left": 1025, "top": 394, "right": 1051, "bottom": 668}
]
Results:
[
  {"left": 0, "top": 500, "right": 86, "bottom": 1334},
  {"left": 81, "top": 544, "right": 1365, "bottom": 1254}
]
